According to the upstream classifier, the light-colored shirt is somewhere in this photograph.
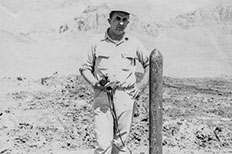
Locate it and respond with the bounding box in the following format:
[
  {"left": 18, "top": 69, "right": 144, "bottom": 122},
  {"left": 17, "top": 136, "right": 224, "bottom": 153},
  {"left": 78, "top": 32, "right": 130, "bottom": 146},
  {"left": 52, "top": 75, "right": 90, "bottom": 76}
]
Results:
[{"left": 81, "top": 30, "right": 150, "bottom": 89}]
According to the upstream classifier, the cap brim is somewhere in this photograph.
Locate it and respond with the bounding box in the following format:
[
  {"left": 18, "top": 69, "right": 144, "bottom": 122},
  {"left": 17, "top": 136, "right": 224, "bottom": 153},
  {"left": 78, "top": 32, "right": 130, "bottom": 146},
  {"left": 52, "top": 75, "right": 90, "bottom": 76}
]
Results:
[{"left": 110, "top": 10, "right": 130, "bottom": 15}]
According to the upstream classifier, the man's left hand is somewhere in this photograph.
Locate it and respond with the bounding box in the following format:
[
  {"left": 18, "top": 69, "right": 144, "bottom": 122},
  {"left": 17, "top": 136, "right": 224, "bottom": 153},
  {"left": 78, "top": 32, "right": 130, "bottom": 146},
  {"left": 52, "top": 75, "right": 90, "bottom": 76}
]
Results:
[{"left": 130, "top": 83, "right": 146, "bottom": 100}]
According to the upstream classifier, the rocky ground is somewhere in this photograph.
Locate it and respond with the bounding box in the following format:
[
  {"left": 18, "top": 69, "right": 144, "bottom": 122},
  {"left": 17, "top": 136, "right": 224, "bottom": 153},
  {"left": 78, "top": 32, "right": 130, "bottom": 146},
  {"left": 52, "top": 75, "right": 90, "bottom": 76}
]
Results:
[{"left": 0, "top": 73, "right": 232, "bottom": 154}]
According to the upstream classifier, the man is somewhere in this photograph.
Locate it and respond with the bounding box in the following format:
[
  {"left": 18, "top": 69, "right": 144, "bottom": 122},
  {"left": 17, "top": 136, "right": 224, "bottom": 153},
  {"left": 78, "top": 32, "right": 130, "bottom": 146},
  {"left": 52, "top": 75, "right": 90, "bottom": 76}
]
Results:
[{"left": 79, "top": 8, "right": 150, "bottom": 154}]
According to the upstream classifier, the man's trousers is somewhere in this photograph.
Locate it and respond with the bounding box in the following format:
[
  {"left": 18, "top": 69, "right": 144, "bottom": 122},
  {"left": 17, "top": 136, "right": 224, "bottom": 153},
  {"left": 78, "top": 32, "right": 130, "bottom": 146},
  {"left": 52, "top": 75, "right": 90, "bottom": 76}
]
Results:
[{"left": 93, "top": 88, "right": 134, "bottom": 154}]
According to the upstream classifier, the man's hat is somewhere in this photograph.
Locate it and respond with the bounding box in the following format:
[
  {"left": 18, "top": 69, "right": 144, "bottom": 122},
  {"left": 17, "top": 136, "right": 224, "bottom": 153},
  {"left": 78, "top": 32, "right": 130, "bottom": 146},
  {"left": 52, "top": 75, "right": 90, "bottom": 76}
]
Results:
[{"left": 109, "top": 4, "right": 131, "bottom": 15}]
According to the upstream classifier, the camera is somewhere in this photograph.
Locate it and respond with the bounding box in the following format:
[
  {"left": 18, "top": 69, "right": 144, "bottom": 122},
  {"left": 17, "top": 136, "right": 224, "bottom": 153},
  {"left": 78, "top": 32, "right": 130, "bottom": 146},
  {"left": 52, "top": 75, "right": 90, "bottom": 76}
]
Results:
[{"left": 98, "top": 76, "right": 115, "bottom": 91}]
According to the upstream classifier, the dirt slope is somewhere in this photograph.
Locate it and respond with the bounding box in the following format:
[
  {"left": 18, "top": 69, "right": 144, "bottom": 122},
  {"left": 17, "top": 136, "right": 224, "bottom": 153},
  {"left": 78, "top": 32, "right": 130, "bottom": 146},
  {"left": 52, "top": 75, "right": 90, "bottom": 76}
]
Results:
[{"left": 0, "top": 74, "right": 231, "bottom": 154}]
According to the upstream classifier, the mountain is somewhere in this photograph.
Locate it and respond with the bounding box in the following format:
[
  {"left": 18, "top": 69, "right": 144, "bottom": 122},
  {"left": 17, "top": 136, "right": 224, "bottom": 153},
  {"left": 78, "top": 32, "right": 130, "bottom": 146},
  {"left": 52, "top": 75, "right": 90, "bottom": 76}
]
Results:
[
  {"left": 154, "top": 0, "right": 232, "bottom": 77},
  {"left": 0, "top": 0, "right": 232, "bottom": 78},
  {"left": 56, "top": 0, "right": 232, "bottom": 77}
]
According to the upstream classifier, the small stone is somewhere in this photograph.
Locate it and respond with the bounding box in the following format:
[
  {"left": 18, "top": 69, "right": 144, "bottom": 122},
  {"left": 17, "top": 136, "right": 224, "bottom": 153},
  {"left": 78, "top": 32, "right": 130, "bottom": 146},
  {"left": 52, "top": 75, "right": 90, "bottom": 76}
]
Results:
[{"left": 17, "top": 77, "right": 23, "bottom": 81}]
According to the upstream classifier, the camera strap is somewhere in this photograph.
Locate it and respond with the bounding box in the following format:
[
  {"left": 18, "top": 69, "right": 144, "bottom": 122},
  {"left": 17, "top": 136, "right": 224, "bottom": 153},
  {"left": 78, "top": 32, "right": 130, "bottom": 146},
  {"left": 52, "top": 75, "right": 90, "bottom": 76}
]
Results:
[{"left": 106, "top": 90, "right": 126, "bottom": 152}]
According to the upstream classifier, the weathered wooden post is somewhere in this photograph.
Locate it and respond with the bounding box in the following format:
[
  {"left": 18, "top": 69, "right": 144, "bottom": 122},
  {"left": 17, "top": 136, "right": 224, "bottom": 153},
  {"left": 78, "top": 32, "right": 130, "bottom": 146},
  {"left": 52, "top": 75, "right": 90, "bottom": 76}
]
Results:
[{"left": 149, "top": 49, "right": 163, "bottom": 154}]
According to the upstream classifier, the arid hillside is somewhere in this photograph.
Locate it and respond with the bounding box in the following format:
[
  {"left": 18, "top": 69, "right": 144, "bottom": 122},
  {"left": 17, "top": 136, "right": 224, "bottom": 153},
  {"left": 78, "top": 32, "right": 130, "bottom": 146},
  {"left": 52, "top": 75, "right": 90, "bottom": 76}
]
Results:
[{"left": 0, "top": 74, "right": 232, "bottom": 154}]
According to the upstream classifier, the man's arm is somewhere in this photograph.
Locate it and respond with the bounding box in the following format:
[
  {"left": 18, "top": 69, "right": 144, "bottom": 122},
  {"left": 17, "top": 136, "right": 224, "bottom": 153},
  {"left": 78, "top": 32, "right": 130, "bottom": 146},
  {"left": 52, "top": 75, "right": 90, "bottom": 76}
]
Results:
[
  {"left": 79, "top": 69, "right": 98, "bottom": 87},
  {"left": 80, "top": 69, "right": 105, "bottom": 90},
  {"left": 79, "top": 37, "right": 102, "bottom": 89},
  {"left": 132, "top": 66, "right": 149, "bottom": 99},
  {"left": 132, "top": 39, "right": 150, "bottom": 99}
]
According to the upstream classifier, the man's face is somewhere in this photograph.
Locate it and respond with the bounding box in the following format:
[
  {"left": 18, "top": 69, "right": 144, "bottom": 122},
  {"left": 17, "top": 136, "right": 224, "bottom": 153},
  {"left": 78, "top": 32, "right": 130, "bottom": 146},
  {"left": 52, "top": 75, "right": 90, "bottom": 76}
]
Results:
[{"left": 108, "top": 12, "right": 130, "bottom": 35}]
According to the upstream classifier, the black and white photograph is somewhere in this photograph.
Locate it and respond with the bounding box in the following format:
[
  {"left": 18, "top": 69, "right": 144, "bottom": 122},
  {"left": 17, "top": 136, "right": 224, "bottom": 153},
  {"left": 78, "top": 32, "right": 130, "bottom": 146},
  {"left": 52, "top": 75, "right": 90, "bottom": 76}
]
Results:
[{"left": 0, "top": 0, "right": 232, "bottom": 153}]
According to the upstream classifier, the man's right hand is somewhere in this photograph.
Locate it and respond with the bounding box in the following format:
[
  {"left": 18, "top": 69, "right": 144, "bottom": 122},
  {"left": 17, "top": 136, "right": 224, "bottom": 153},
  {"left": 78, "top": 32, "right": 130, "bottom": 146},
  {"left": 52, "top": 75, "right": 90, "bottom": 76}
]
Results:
[
  {"left": 94, "top": 80, "right": 120, "bottom": 91},
  {"left": 92, "top": 81, "right": 105, "bottom": 90}
]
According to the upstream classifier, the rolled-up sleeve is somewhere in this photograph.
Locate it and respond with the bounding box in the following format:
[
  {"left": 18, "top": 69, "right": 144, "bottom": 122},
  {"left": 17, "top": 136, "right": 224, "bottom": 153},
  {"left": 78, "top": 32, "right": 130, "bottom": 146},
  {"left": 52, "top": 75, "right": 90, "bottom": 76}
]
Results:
[
  {"left": 136, "top": 40, "right": 150, "bottom": 69},
  {"left": 80, "top": 39, "right": 96, "bottom": 73}
]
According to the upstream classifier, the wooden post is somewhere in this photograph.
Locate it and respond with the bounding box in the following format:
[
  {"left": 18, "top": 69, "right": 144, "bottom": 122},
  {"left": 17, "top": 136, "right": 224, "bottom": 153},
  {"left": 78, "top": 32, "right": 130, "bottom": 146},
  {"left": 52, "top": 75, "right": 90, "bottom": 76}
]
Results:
[{"left": 149, "top": 49, "right": 163, "bottom": 154}]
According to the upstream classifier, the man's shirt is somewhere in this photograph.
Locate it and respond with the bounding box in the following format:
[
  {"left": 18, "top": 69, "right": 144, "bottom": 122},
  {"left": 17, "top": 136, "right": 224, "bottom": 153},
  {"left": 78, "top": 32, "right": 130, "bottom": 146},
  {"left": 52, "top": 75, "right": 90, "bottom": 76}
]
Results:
[{"left": 81, "top": 30, "right": 150, "bottom": 89}]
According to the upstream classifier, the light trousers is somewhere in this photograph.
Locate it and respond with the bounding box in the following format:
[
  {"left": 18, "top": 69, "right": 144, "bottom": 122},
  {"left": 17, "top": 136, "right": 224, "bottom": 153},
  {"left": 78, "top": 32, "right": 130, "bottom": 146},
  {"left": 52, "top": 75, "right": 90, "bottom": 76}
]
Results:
[{"left": 93, "top": 89, "right": 134, "bottom": 154}]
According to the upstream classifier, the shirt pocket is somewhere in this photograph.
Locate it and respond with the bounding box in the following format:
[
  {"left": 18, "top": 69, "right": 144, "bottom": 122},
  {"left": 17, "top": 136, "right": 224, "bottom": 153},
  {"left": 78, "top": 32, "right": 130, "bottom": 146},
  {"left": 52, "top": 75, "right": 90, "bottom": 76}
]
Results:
[
  {"left": 95, "top": 51, "right": 110, "bottom": 70},
  {"left": 121, "top": 53, "right": 136, "bottom": 71}
]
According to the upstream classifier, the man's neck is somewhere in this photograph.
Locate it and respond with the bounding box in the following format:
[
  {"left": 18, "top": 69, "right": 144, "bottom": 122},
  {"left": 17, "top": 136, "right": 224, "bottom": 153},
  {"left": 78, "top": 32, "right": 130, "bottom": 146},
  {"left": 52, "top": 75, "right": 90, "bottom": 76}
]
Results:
[{"left": 107, "top": 29, "right": 124, "bottom": 41}]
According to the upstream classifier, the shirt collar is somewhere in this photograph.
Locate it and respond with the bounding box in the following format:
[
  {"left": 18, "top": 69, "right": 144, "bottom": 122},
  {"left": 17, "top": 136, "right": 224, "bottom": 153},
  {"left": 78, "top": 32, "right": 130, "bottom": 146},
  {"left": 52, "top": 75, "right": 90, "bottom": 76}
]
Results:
[{"left": 101, "top": 28, "right": 129, "bottom": 45}]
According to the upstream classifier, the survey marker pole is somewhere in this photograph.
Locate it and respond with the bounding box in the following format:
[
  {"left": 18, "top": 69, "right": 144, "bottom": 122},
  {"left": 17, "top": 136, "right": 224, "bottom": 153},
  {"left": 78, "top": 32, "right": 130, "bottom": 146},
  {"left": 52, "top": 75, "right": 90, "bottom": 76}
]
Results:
[{"left": 149, "top": 49, "right": 163, "bottom": 154}]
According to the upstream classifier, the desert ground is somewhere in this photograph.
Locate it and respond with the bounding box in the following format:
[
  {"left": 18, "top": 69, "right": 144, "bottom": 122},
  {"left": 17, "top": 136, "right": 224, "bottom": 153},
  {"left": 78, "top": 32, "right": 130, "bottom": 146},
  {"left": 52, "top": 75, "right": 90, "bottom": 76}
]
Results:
[{"left": 0, "top": 74, "right": 232, "bottom": 154}]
